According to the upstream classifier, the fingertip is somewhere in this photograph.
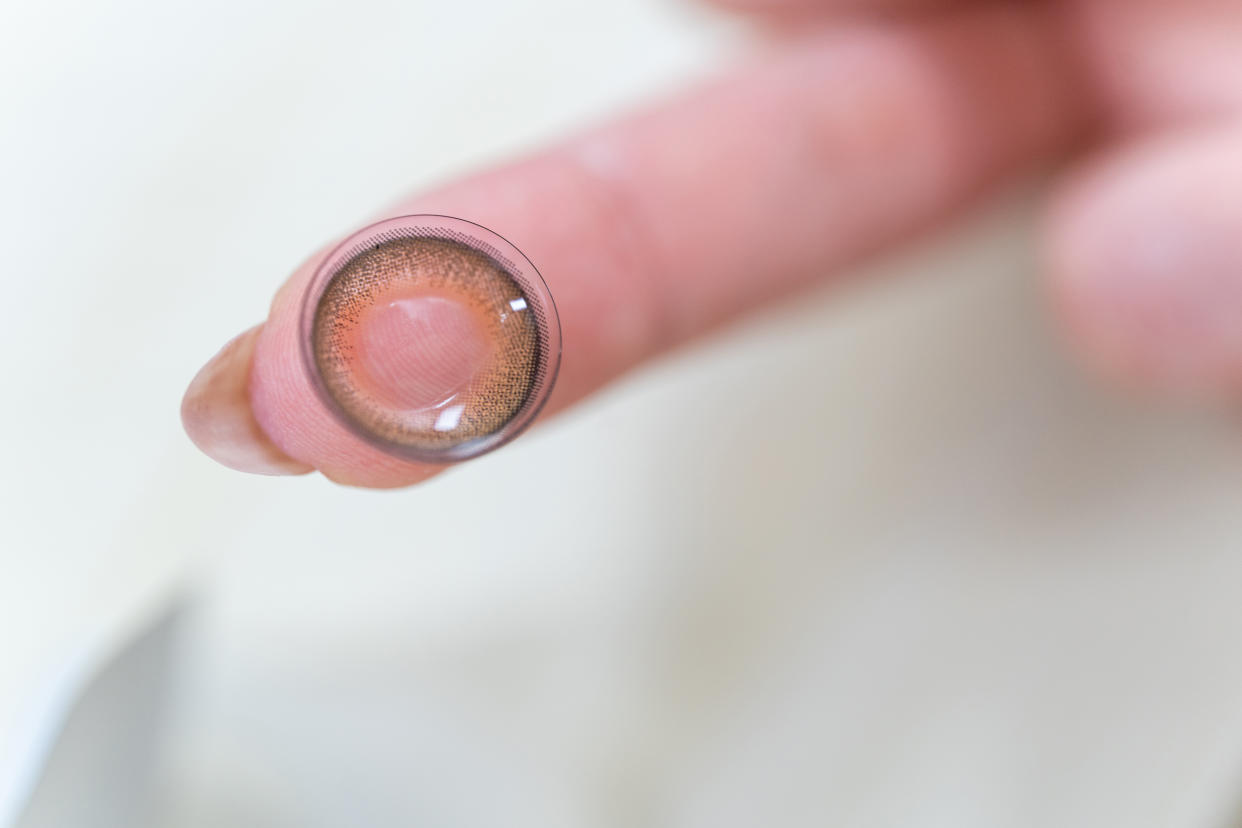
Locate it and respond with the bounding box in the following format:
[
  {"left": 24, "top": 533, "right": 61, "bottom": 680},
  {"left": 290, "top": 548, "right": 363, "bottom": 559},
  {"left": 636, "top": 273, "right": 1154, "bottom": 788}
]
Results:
[{"left": 1045, "top": 126, "right": 1242, "bottom": 400}]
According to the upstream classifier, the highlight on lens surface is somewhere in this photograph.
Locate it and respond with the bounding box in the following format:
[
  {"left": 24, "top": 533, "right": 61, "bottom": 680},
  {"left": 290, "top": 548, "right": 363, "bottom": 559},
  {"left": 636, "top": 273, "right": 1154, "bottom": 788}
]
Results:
[{"left": 300, "top": 215, "right": 561, "bottom": 463}]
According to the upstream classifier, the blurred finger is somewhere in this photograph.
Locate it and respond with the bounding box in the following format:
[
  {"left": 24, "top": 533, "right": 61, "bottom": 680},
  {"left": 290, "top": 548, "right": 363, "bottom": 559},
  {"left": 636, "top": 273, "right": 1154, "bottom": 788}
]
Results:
[
  {"left": 703, "top": 0, "right": 961, "bottom": 19},
  {"left": 185, "top": 5, "right": 1078, "bottom": 487},
  {"left": 1047, "top": 123, "right": 1242, "bottom": 398},
  {"left": 1065, "top": 0, "right": 1242, "bottom": 134}
]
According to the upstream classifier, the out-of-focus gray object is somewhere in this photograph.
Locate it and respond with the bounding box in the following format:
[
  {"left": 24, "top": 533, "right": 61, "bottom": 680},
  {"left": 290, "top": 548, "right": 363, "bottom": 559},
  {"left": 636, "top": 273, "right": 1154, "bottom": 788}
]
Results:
[{"left": 14, "top": 605, "right": 185, "bottom": 828}]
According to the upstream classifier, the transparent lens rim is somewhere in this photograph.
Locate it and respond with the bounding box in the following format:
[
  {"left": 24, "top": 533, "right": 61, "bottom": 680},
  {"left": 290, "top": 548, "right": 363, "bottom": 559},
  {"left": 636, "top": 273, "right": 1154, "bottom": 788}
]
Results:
[{"left": 299, "top": 214, "right": 562, "bottom": 464}]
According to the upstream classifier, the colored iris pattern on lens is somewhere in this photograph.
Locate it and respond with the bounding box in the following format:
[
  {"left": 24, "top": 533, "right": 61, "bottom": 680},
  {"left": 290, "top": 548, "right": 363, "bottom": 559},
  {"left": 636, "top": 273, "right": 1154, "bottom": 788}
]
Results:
[{"left": 301, "top": 216, "right": 560, "bottom": 463}]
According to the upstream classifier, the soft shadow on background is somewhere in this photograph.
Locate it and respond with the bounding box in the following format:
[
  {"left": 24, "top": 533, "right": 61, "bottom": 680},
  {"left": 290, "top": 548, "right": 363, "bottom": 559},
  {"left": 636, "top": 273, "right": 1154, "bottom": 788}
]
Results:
[{"left": 6, "top": 1, "right": 1242, "bottom": 827}]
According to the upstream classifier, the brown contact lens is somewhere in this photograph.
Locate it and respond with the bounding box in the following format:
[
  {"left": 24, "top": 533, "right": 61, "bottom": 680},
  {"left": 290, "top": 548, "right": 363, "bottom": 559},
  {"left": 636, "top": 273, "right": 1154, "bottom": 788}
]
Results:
[{"left": 300, "top": 215, "right": 561, "bottom": 463}]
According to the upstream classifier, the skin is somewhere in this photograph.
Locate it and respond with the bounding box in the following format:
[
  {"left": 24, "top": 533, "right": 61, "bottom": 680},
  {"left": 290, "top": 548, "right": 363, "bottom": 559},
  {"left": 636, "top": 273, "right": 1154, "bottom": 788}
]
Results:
[{"left": 182, "top": 0, "right": 1242, "bottom": 489}]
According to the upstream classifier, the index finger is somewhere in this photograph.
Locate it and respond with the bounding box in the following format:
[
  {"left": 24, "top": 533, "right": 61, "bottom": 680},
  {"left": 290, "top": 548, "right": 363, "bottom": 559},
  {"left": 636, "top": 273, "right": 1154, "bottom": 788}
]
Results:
[{"left": 184, "top": 5, "right": 1077, "bottom": 487}]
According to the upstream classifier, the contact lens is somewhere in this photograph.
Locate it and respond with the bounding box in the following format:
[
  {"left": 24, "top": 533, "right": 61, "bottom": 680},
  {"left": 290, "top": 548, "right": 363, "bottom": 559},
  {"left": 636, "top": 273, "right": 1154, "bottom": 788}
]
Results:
[{"left": 300, "top": 215, "right": 561, "bottom": 463}]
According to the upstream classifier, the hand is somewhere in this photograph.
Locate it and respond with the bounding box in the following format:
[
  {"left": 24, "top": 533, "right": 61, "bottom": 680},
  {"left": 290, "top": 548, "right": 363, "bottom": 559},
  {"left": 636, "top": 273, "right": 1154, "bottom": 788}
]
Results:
[{"left": 181, "top": 0, "right": 1242, "bottom": 488}]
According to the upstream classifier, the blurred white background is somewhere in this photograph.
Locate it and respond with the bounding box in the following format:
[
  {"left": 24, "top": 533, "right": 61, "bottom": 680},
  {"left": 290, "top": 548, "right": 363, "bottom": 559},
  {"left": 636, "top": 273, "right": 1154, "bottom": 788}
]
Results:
[{"left": 6, "top": 0, "right": 1242, "bottom": 826}]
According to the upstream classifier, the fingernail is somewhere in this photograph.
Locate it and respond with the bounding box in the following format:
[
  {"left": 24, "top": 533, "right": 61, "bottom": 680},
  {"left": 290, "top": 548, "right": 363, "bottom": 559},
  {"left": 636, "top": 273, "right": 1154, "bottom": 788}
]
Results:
[
  {"left": 181, "top": 325, "right": 314, "bottom": 475},
  {"left": 1051, "top": 139, "right": 1242, "bottom": 397}
]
